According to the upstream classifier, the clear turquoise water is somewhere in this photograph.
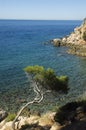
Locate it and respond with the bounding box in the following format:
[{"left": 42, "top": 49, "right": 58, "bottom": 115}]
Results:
[{"left": 0, "top": 20, "right": 86, "bottom": 112}]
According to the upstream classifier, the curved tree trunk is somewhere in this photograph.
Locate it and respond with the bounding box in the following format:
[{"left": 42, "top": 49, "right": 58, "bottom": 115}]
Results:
[{"left": 12, "top": 86, "right": 43, "bottom": 130}]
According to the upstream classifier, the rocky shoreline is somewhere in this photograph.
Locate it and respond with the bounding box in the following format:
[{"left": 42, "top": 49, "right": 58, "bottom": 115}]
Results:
[
  {"left": 52, "top": 18, "right": 86, "bottom": 57},
  {"left": 1, "top": 100, "right": 86, "bottom": 130},
  {"left": 0, "top": 111, "right": 60, "bottom": 130}
]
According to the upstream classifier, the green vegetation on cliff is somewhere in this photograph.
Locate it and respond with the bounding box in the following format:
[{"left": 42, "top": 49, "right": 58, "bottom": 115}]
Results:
[{"left": 6, "top": 113, "right": 16, "bottom": 122}]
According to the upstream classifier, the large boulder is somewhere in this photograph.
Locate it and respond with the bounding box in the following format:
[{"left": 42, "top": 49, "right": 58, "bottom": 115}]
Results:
[{"left": 52, "top": 39, "right": 62, "bottom": 46}]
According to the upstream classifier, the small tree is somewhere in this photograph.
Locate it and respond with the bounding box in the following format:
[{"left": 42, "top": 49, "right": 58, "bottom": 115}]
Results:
[{"left": 12, "top": 65, "right": 69, "bottom": 130}]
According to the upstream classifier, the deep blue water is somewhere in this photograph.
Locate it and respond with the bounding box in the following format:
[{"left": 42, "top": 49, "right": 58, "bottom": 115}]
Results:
[{"left": 0, "top": 20, "right": 86, "bottom": 112}]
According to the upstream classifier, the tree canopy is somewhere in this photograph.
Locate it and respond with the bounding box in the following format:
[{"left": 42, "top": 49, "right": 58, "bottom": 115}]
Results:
[{"left": 24, "top": 65, "right": 69, "bottom": 93}]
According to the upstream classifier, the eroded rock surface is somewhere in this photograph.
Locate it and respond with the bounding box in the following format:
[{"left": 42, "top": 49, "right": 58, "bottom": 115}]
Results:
[{"left": 52, "top": 18, "right": 86, "bottom": 56}]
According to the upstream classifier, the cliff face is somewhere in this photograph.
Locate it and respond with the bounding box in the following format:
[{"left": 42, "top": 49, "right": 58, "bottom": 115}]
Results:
[
  {"left": 52, "top": 18, "right": 86, "bottom": 56},
  {"left": 62, "top": 18, "right": 86, "bottom": 45}
]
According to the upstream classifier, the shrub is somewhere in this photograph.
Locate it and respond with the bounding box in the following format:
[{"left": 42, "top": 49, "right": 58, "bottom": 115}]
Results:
[
  {"left": 54, "top": 102, "right": 78, "bottom": 125},
  {"left": 6, "top": 113, "right": 16, "bottom": 122},
  {"left": 54, "top": 101, "right": 86, "bottom": 125}
]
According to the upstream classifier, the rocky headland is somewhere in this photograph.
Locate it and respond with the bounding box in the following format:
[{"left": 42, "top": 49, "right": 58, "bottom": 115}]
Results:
[{"left": 52, "top": 18, "right": 86, "bottom": 56}]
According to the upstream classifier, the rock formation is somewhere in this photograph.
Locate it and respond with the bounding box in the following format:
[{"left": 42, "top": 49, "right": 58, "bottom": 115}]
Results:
[
  {"left": 52, "top": 18, "right": 86, "bottom": 56},
  {"left": 0, "top": 109, "right": 8, "bottom": 122},
  {"left": 0, "top": 112, "right": 61, "bottom": 130}
]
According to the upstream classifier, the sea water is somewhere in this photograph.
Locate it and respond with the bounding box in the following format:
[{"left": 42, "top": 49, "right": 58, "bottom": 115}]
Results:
[{"left": 0, "top": 20, "right": 86, "bottom": 112}]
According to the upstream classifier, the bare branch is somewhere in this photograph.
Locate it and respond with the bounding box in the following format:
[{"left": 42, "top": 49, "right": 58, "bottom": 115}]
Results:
[{"left": 12, "top": 74, "right": 44, "bottom": 130}]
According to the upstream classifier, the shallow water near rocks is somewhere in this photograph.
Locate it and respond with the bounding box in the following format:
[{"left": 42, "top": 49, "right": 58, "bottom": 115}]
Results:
[{"left": 0, "top": 20, "right": 86, "bottom": 112}]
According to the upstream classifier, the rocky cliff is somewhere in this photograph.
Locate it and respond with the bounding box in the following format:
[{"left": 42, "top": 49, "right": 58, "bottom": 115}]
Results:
[{"left": 52, "top": 18, "right": 86, "bottom": 56}]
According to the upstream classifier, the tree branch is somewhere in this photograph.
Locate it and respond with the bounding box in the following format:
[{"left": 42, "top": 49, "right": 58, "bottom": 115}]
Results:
[{"left": 12, "top": 80, "right": 44, "bottom": 130}]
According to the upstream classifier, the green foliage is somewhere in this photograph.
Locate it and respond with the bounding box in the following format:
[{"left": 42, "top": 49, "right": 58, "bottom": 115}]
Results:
[
  {"left": 58, "top": 76, "right": 69, "bottom": 92},
  {"left": 83, "top": 31, "right": 86, "bottom": 41},
  {"left": 24, "top": 65, "right": 44, "bottom": 75},
  {"left": 24, "top": 65, "right": 69, "bottom": 93},
  {"left": 6, "top": 113, "right": 16, "bottom": 122}
]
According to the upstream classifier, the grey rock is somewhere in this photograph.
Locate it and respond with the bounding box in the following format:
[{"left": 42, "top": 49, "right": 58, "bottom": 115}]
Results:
[{"left": 0, "top": 109, "right": 8, "bottom": 122}]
